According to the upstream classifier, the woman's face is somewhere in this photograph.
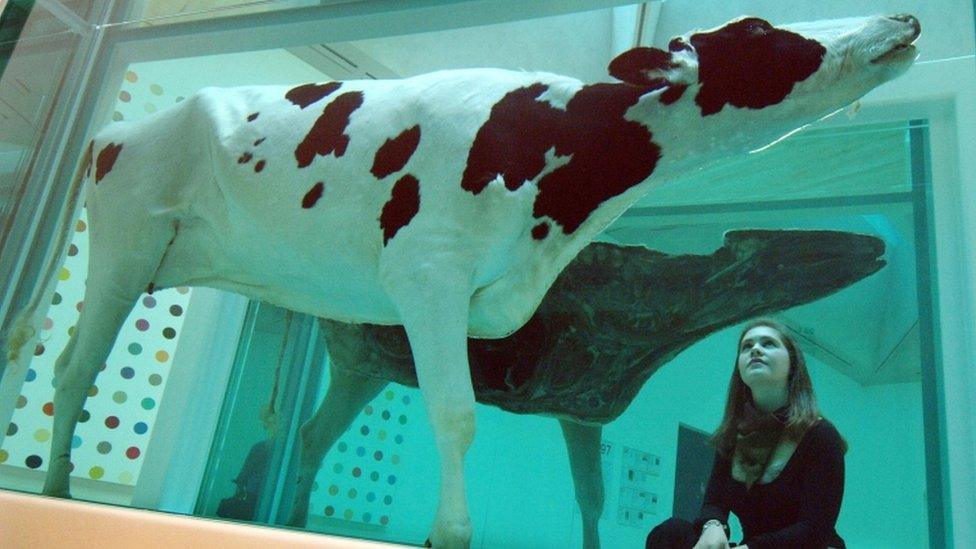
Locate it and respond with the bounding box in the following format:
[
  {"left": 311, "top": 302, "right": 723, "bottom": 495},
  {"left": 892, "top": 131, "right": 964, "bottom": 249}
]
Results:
[{"left": 737, "top": 326, "right": 791, "bottom": 391}]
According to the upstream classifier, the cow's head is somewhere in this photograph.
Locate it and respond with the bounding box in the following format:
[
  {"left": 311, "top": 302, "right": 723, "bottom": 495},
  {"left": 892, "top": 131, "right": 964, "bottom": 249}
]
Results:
[{"left": 610, "top": 14, "right": 919, "bottom": 148}]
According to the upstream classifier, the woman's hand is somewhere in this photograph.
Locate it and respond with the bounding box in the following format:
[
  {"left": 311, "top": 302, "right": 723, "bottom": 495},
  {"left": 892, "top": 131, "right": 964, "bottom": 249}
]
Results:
[{"left": 691, "top": 526, "right": 730, "bottom": 549}]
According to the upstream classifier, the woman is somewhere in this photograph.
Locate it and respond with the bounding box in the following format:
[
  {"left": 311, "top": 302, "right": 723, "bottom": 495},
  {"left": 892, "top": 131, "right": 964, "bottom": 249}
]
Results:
[{"left": 647, "top": 318, "right": 846, "bottom": 549}]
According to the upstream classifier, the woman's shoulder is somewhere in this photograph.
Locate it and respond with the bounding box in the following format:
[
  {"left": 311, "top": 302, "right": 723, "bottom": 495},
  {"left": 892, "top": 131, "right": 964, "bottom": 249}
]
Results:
[{"left": 800, "top": 417, "right": 845, "bottom": 450}]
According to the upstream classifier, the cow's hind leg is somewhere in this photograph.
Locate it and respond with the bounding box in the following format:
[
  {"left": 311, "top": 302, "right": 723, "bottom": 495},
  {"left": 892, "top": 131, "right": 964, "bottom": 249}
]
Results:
[
  {"left": 559, "top": 419, "right": 605, "bottom": 549},
  {"left": 286, "top": 363, "right": 386, "bottom": 527},
  {"left": 43, "top": 281, "right": 142, "bottom": 497},
  {"left": 43, "top": 218, "right": 174, "bottom": 497},
  {"left": 382, "top": 263, "right": 475, "bottom": 548}
]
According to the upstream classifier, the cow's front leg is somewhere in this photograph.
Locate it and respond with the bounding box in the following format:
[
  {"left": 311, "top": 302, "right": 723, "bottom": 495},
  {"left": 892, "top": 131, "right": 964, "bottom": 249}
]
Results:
[
  {"left": 559, "top": 419, "right": 605, "bottom": 549},
  {"left": 287, "top": 362, "right": 387, "bottom": 528},
  {"left": 382, "top": 261, "right": 476, "bottom": 549}
]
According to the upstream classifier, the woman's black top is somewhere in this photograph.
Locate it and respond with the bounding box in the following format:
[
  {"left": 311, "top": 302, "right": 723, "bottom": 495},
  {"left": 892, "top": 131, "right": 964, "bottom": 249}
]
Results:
[{"left": 697, "top": 419, "right": 846, "bottom": 549}]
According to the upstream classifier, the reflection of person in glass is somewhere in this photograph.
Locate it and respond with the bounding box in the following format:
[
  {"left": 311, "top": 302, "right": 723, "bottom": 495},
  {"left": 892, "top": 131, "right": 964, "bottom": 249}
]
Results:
[{"left": 647, "top": 318, "right": 846, "bottom": 549}]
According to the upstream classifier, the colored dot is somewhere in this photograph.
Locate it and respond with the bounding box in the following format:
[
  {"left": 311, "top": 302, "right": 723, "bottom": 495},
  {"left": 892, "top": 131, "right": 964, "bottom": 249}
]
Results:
[
  {"left": 328, "top": 485, "right": 338, "bottom": 496},
  {"left": 364, "top": 405, "right": 373, "bottom": 416},
  {"left": 97, "top": 441, "right": 112, "bottom": 454},
  {"left": 324, "top": 506, "right": 334, "bottom": 517},
  {"left": 356, "top": 447, "right": 365, "bottom": 458},
  {"left": 398, "top": 415, "right": 407, "bottom": 425},
  {"left": 148, "top": 374, "right": 163, "bottom": 386},
  {"left": 394, "top": 434, "right": 403, "bottom": 444},
  {"left": 135, "top": 319, "right": 150, "bottom": 331},
  {"left": 113, "top": 391, "right": 127, "bottom": 404},
  {"left": 162, "top": 327, "right": 176, "bottom": 339},
  {"left": 89, "top": 466, "right": 104, "bottom": 479},
  {"left": 347, "top": 488, "right": 357, "bottom": 499},
  {"left": 366, "top": 492, "right": 376, "bottom": 502},
  {"left": 387, "top": 475, "right": 396, "bottom": 485},
  {"left": 33, "top": 344, "right": 45, "bottom": 356},
  {"left": 360, "top": 425, "right": 369, "bottom": 436},
  {"left": 383, "top": 495, "right": 392, "bottom": 505},
  {"left": 134, "top": 422, "right": 148, "bottom": 435},
  {"left": 370, "top": 471, "right": 379, "bottom": 481},
  {"left": 402, "top": 395, "right": 411, "bottom": 405},
  {"left": 71, "top": 436, "right": 82, "bottom": 449},
  {"left": 26, "top": 369, "right": 36, "bottom": 382},
  {"left": 391, "top": 454, "right": 400, "bottom": 465},
  {"left": 119, "top": 90, "right": 131, "bottom": 102},
  {"left": 25, "top": 455, "right": 42, "bottom": 469},
  {"left": 381, "top": 410, "right": 390, "bottom": 420},
  {"left": 352, "top": 467, "right": 361, "bottom": 478},
  {"left": 126, "top": 447, "right": 141, "bottom": 459},
  {"left": 67, "top": 326, "right": 76, "bottom": 337},
  {"left": 88, "top": 385, "right": 98, "bottom": 397},
  {"left": 58, "top": 268, "right": 70, "bottom": 281},
  {"left": 112, "top": 112, "right": 124, "bottom": 121},
  {"left": 52, "top": 293, "right": 62, "bottom": 305},
  {"left": 42, "top": 402, "right": 54, "bottom": 416},
  {"left": 378, "top": 430, "right": 387, "bottom": 441},
  {"left": 169, "top": 305, "right": 183, "bottom": 316},
  {"left": 150, "top": 84, "right": 164, "bottom": 95},
  {"left": 119, "top": 471, "right": 133, "bottom": 484},
  {"left": 155, "top": 350, "right": 169, "bottom": 363},
  {"left": 374, "top": 451, "right": 383, "bottom": 461},
  {"left": 15, "top": 395, "right": 26, "bottom": 409},
  {"left": 343, "top": 509, "right": 353, "bottom": 520},
  {"left": 337, "top": 442, "right": 347, "bottom": 453},
  {"left": 6, "top": 423, "right": 18, "bottom": 436},
  {"left": 144, "top": 103, "right": 157, "bottom": 113},
  {"left": 254, "top": 160, "right": 266, "bottom": 172},
  {"left": 332, "top": 463, "right": 343, "bottom": 474},
  {"left": 125, "top": 71, "right": 138, "bottom": 82},
  {"left": 33, "top": 429, "right": 50, "bottom": 442},
  {"left": 380, "top": 516, "right": 389, "bottom": 526},
  {"left": 177, "top": 287, "right": 190, "bottom": 294},
  {"left": 105, "top": 416, "right": 120, "bottom": 428},
  {"left": 363, "top": 512, "right": 372, "bottom": 523},
  {"left": 68, "top": 244, "right": 78, "bottom": 256},
  {"left": 141, "top": 398, "right": 156, "bottom": 410},
  {"left": 75, "top": 219, "right": 86, "bottom": 232},
  {"left": 175, "top": 96, "right": 185, "bottom": 103},
  {"left": 128, "top": 343, "right": 142, "bottom": 355},
  {"left": 385, "top": 391, "right": 394, "bottom": 401},
  {"left": 142, "top": 296, "right": 157, "bottom": 308},
  {"left": 42, "top": 318, "right": 54, "bottom": 330},
  {"left": 79, "top": 410, "right": 90, "bottom": 423},
  {"left": 0, "top": 450, "right": 7, "bottom": 463},
  {"left": 121, "top": 367, "right": 135, "bottom": 379}
]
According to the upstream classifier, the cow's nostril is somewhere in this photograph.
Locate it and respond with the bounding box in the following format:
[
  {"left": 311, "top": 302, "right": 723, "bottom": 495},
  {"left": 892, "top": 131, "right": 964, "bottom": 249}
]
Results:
[{"left": 889, "top": 14, "right": 921, "bottom": 35}]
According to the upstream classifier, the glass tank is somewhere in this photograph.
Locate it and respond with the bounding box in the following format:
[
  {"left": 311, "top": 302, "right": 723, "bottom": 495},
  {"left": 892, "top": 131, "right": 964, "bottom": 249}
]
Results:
[{"left": 0, "top": 1, "right": 973, "bottom": 548}]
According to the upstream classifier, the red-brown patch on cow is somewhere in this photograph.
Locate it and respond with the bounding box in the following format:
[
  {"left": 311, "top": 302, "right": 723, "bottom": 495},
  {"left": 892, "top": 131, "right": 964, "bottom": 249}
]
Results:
[
  {"left": 531, "top": 222, "right": 550, "bottom": 240},
  {"left": 238, "top": 152, "right": 253, "bottom": 164},
  {"left": 371, "top": 125, "right": 421, "bottom": 179},
  {"left": 295, "top": 91, "right": 364, "bottom": 168},
  {"left": 286, "top": 82, "right": 342, "bottom": 109},
  {"left": 380, "top": 174, "right": 420, "bottom": 246},
  {"left": 247, "top": 113, "right": 259, "bottom": 122},
  {"left": 95, "top": 142, "right": 124, "bottom": 183},
  {"left": 255, "top": 160, "right": 266, "bottom": 173},
  {"left": 462, "top": 83, "right": 660, "bottom": 235},
  {"left": 302, "top": 182, "right": 325, "bottom": 209}
]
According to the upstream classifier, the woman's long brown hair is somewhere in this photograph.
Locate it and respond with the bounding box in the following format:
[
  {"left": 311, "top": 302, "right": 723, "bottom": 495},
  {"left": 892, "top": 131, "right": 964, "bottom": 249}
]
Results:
[{"left": 709, "top": 318, "right": 837, "bottom": 457}]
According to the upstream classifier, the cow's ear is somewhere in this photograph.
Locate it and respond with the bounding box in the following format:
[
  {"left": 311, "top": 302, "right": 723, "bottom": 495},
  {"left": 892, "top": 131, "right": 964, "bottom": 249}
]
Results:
[{"left": 608, "top": 47, "right": 675, "bottom": 85}]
